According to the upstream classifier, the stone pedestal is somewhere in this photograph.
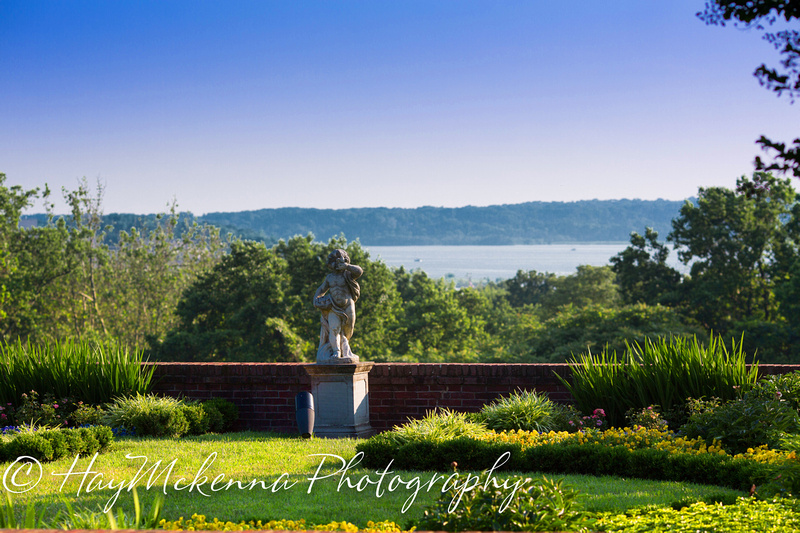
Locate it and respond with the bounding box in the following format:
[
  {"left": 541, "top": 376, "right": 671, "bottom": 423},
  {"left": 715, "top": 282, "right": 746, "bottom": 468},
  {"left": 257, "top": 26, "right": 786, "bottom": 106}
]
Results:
[{"left": 304, "top": 362, "right": 375, "bottom": 438}]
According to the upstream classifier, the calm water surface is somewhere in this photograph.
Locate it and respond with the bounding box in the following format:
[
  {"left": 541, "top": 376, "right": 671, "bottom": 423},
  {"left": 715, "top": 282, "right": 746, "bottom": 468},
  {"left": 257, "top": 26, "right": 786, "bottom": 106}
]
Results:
[{"left": 364, "top": 244, "right": 687, "bottom": 281}]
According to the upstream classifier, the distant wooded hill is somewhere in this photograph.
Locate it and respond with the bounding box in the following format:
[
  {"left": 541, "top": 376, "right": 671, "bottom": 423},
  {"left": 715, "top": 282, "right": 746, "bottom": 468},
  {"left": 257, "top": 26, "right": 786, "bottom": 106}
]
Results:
[
  {"left": 200, "top": 199, "right": 689, "bottom": 245},
  {"left": 21, "top": 199, "right": 690, "bottom": 245}
]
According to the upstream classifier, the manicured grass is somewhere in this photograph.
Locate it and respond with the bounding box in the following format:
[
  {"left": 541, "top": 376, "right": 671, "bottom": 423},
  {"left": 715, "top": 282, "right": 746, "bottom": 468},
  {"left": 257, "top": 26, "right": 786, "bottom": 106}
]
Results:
[{"left": 4, "top": 432, "right": 743, "bottom": 527}]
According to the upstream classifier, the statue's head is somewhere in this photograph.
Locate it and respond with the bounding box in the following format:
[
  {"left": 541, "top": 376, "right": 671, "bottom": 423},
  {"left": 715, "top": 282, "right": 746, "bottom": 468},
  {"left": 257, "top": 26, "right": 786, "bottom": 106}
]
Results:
[{"left": 326, "top": 249, "right": 350, "bottom": 271}]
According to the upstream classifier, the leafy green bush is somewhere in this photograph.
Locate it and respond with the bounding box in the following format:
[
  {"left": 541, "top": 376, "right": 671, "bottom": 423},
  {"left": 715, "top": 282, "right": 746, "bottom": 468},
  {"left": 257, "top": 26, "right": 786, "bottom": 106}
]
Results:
[
  {"left": 477, "top": 390, "right": 559, "bottom": 433},
  {"left": 8, "top": 391, "right": 105, "bottom": 429},
  {"left": 561, "top": 334, "right": 759, "bottom": 426},
  {"left": 0, "top": 426, "right": 112, "bottom": 462},
  {"left": 202, "top": 398, "right": 239, "bottom": 432},
  {"left": 14, "top": 390, "right": 71, "bottom": 427},
  {"left": 417, "top": 475, "right": 595, "bottom": 532},
  {"left": 181, "top": 402, "right": 210, "bottom": 435},
  {"left": 69, "top": 402, "right": 105, "bottom": 426},
  {"left": 679, "top": 394, "right": 800, "bottom": 454},
  {"left": 625, "top": 405, "right": 669, "bottom": 430},
  {"left": 2, "top": 432, "right": 53, "bottom": 461},
  {"left": 596, "top": 497, "right": 800, "bottom": 532},
  {"left": 0, "top": 339, "right": 154, "bottom": 407},
  {"left": 102, "top": 394, "right": 189, "bottom": 438},
  {"left": 748, "top": 371, "right": 800, "bottom": 411},
  {"left": 357, "top": 431, "right": 775, "bottom": 492}
]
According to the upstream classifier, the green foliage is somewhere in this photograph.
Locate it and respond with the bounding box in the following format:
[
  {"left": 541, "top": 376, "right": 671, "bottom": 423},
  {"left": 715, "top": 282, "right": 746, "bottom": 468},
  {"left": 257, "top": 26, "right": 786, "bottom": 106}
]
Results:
[
  {"left": 0, "top": 426, "right": 112, "bottom": 462},
  {"left": 199, "top": 199, "right": 685, "bottom": 246},
  {"left": 680, "top": 394, "right": 800, "bottom": 454},
  {"left": 561, "top": 334, "right": 759, "bottom": 427},
  {"left": 157, "top": 240, "right": 301, "bottom": 362},
  {"left": 503, "top": 270, "right": 557, "bottom": 308},
  {"left": 357, "top": 431, "right": 774, "bottom": 492},
  {"left": 0, "top": 339, "right": 154, "bottom": 407},
  {"left": 417, "top": 476, "right": 595, "bottom": 532},
  {"left": 503, "top": 303, "right": 702, "bottom": 364},
  {"left": 477, "top": 390, "right": 559, "bottom": 433},
  {"left": 670, "top": 173, "right": 796, "bottom": 331},
  {"left": 610, "top": 227, "right": 682, "bottom": 306},
  {"left": 158, "top": 235, "right": 402, "bottom": 362},
  {"left": 748, "top": 371, "right": 800, "bottom": 412},
  {"left": 548, "top": 403, "right": 595, "bottom": 433},
  {"left": 181, "top": 402, "right": 210, "bottom": 435},
  {"left": 0, "top": 491, "right": 56, "bottom": 529},
  {"left": 598, "top": 497, "right": 800, "bottom": 532},
  {"left": 625, "top": 406, "right": 669, "bottom": 431},
  {"left": 0, "top": 487, "right": 162, "bottom": 531},
  {"left": 69, "top": 402, "right": 105, "bottom": 426},
  {"left": 102, "top": 393, "right": 190, "bottom": 438},
  {"left": 202, "top": 397, "right": 239, "bottom": 432},
  {"left": 393, "top": 269, "right": 495, "bottom": 362},
  {"left": 14, "top": 390, "right": 70, "bottom": 427},
  {"left": 0, "top": 176, "right": 223, "bottom": 351},
  {"left": 379, "top": 408, "right": 491, "bottom": 446},
  {"left": 539, "top": 265, "right": 620, "bottom": 315}
]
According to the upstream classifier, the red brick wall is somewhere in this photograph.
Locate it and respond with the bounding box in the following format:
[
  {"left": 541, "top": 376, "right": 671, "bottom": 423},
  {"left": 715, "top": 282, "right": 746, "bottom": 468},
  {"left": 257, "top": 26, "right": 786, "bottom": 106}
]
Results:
[{"left": 147, "top": 362, "right": 799, "bottom": 435}]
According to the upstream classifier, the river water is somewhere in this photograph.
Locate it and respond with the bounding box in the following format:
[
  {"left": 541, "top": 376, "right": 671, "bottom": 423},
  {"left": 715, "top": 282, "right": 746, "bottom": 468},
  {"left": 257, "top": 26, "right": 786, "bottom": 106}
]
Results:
[{"left": 363, "top": 244, "right": 687, "bottom": 282}]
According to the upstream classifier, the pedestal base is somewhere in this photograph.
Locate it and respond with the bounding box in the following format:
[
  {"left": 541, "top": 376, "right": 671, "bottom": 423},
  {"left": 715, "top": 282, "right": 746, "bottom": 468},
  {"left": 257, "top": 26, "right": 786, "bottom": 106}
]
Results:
[{"left": 304, "top": 362, "right": 375, "bottom": 438}]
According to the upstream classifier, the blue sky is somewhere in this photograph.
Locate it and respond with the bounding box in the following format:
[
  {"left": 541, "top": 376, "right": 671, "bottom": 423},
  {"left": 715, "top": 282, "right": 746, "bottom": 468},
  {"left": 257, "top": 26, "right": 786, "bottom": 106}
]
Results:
[{"left": 1, "top": 1, "right": 796, "bottom": 215}]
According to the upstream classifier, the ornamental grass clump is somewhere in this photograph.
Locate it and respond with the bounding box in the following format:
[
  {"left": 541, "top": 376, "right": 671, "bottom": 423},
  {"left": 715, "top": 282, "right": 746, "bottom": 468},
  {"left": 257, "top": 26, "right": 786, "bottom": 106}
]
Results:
[
  {"left": 478, "top": 389, "right": 560, "bottom": 433},
  {"left": 0, "top": 339, "right": 154, "bottom": 407},
  {"left": 560, "top": 334, "right": 758, "bottom": 427},
  {"left": 102, "top": 393, "right": 189, "bottom": 438},
  {"left": 383, "top": 408, "right": 491, "bottom": 446}
]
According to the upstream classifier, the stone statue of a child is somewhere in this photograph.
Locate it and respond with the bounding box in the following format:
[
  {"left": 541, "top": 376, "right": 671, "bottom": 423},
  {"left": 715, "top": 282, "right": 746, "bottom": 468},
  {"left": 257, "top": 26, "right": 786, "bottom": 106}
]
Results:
[{"left": 313, "top": 249, "right": 363, "bottom": 363}]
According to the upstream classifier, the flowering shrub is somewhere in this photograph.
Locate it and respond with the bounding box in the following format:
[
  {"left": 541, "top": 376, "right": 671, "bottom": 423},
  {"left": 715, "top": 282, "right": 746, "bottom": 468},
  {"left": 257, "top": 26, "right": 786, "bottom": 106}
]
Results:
[
  {"left": 625, "top": 405, "right": 669, "bottom": 431},
  {"left": 15, "top": 390, "right": 74, "bottom": 427},
  {"left": 159, "top": 515, "right": 406, "bottom": 532},
  {"left": 0, "top": 402, "right": 15, "bottom": 425},
  {"left": 596, "top": 497, "right": 800, "bottom": 532},
  {"left": 479, "top": 426, "right": 800, "bottom": 465}
]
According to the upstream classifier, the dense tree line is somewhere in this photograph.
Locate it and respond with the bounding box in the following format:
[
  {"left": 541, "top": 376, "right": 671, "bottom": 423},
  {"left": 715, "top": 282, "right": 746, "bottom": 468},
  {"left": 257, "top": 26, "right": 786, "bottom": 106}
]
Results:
[
  {"left": 2, "top": 172, "right": 799, "bottom": 363},
  {"left": 0, "top": 175, "right": 224, "bottom": 349},
  {"left": 198, "top": 199, "right": 686, "bottom": 246}
]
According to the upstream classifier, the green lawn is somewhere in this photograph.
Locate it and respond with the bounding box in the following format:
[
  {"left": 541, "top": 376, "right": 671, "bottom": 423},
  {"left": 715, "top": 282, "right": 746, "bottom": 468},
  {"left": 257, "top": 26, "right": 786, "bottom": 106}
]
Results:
[{"left": 5, "top": 432, "right": 744, "bottom": 528}]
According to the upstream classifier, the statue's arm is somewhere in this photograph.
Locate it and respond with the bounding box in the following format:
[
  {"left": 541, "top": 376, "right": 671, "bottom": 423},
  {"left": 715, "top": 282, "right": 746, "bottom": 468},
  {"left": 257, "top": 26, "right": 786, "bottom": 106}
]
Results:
[
  {"left": 314, "top": 277, "right": 330, "bottom": 299},
  {"left": 347, "top": 264, "right": 364, "bottom": 280}
]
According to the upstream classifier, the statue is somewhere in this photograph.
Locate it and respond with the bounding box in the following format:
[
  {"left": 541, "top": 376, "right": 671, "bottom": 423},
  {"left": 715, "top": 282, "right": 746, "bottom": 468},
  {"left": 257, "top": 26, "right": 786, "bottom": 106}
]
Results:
[{"left": 313, "top": 249, "right": 363, "bottom": 363}]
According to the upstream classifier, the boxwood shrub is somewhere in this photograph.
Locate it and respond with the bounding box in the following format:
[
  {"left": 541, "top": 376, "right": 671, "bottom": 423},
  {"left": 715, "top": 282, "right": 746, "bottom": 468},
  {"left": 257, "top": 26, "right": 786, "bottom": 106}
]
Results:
[{"left": 0, "top": 425, "right": 113, "bottom": 462}]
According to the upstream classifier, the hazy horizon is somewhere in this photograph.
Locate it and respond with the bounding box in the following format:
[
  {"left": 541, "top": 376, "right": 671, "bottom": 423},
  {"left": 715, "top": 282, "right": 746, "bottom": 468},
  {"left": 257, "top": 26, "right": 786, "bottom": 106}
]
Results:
[{"left": 18, "top": 196, "right": 692, "bottom": 218}]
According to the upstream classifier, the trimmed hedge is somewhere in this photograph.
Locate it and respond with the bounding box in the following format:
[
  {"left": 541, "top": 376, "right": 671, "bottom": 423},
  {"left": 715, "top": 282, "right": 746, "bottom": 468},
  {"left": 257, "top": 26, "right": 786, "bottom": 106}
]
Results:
[
  {"left": 0, "top": 426, "right": 113, "bottom": 462},
  {"left": 355, "top": 437, "right": 774, "bottom": 492}
]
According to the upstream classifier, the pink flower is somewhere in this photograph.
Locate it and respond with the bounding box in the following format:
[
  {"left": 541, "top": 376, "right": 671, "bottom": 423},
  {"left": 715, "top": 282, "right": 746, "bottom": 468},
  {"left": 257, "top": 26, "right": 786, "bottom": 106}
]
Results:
[
  {"left": 596, "top": 421, "right": 602, "bottom": 426},
  {"left": 647, "top": 406, "right": 653, "bottom": 410},
  {"left": 53, "top": 404, "right": 59, "bottom": 409},
  {"left": 593, "top": 409, "right": 606, "bottom": 417},
  {"left": 568, "top": 421, "right": 574, "bottom": 425}
]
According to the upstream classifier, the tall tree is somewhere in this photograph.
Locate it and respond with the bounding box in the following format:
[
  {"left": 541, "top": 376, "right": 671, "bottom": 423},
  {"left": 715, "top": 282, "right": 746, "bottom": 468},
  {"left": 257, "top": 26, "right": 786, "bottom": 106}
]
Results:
[
  {"left": 610, "top": 228, "right": 682, "bottom": 306},
  {"left": 539, "top": 265, "right": 620, "bottom": 315},
  {"left": 502, "top": 269, "right": 558, "bottom": 308},
  {"left": 669, "top": 173, "right": 796, "bottom": 330}
]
